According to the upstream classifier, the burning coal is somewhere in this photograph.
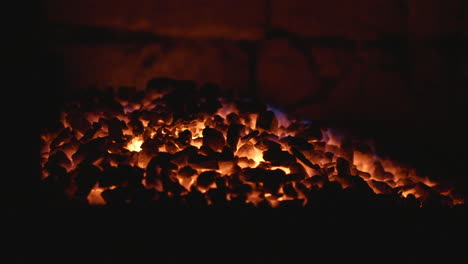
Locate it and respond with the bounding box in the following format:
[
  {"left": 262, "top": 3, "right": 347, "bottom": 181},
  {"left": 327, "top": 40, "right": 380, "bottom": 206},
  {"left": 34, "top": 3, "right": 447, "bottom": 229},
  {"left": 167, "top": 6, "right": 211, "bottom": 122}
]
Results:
[{"left": 40, "top": 78, "right": 464, "bottom": 207}]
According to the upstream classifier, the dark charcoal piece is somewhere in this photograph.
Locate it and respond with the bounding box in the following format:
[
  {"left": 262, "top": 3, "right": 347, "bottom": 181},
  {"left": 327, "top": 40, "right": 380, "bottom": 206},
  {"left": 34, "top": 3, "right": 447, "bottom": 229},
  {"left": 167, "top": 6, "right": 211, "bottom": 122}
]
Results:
[
  {"left": 172, "top": 145, "right": 198, "bottom": 165},
  {"left": 184, "top": 187, "right": 207, "bottom": 207},
  {"left": 256, "top": 110, "right": 278, "bottom": 132},
  {"left": 242, "top": 168, "right": 269, "bottom": 183},
  {"left": 215, "top": 177, "right": 228, "bottom": 190},
  {"left": 402, "top": 194, "right": 420, "bottom": 208},
  {"left": 340, "top": 137, "right": 353, "bottom": 162},
  {"left": 199, "top": 98, "right": 222, "bottom": 115},
  {"left": 227, "top": 123, "right": 243, "bottom": 151},
  {"left": 80, "top": 122, "right": 102, "bottom": 143},
  {"left": 141, "top": 138, "right": 160, "bottom": 156},
  {"left": 128, "top": 118, "right": 144, "bottom": 136},
  {"left": 280, "top": 136, "right": 313, "bottom": 150},
  {"left": 66, "top": 112, "right": 91, "bottom": 135},
  {"left": 72, "top": 137, "right": 107, "bottom": 165},
  {"left": 177, "top": 129, "right": 192, "bottom": 145},
  {"left": 263, "top": 148, "right": 296, "bottom": 166},
  {"left": 196, "top": 171, "right": 219, "bottom": 189},
  {"left": 146, "top": 153, "right": 177, "bottom": 183},
  {"left": 99, "top": 165, "right": 144, "bottom": 187},
  {"left": 188, "top": 154, "right": 219, "bottom": 170},
  {"left": 101, "top": 187, "right": 130, "bottom": 205},
  {"left": 220, "top": 146, "right": 235, "bottom": 161},
  {"left": 51, "top": 127, "right": 72, "bottom": 149},
  {"left": 226, "top": 113, "right": 240, "bottom": 124},
  {"left": 162, "top": 80, "right": 199, "bottom": 119},
  {"left": 229, "top": 184, "right": 253, "bottom": 200},
  {"left": 165, "top": 141, "right": 179, "bottom": 154},
  {"left": 345, "top": 176, "right": 374, "bottom": 195},
  {"left": 74, "top": 164, "right": 102, "bottom": 198},
  {"left": 289, "top": 162, "right": 306, "bottom": 175},
  {"left": 368, "top": 180, "right": 394, "bottom": 195},
  {"left": 108, "top": 117, "right": 126, "bottom": 142},
  {"left": 199, "top": 145, "right": 217, "bottom": 157},
  {"left": 283, "top": 183, "right": 298, "bottom": 198},
  {"left": 46, "top": 150, "right": 71, "bottom": 169},
  {"left": 263, "top": 169, "right": 288, "bottom": 194},
  {"left": 290, "top": 147, "right": 320, "bottom": 170},
  {"left": 178, "top": 166, "right": 197, "bottom": 178},
  {"left": 206, "top": 188, "right": 228, "bottom": 207},
  {"left": 288, "top": 163, "right": 307, "bottom": 181},
  {"left": 304, "top": 175, "right": 327, "bottom": 189},
  {"left": 294, "top": 123, "right": 322, "bottom": 141},
  {"left": 254, "top": 139, "right": 282, "bottom": 152},
  {"left": 43, "top": 163, "right": 69, "bottom": 187},
  {"left": 202, "top": 127, "right": 225, "bottom": 152},
  {"left": 336, "top": 157, "right": 351, "bottom": 176},
  {"left": 240, "top": 130, "right": 259, "bottom": 143}
]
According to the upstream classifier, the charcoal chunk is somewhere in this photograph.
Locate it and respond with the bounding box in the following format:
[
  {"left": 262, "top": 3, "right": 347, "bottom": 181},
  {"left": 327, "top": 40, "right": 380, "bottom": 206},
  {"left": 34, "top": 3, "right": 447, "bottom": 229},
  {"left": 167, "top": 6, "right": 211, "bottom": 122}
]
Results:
[
  {"left": 226, "top": 113, "right": 240, "bottom": 124},
  {"left": 196, "top": 171, "right": 219, "bottom": 189},
  {"left": 240, "top": 130, "right": 259, "bottom": 143},
  {"left": 141, "top": 138, "right": 160, "bottom": 156},
  {"left": 184, "top": 187, "right": 207, "bottom": 207},
  {"left": 178, "top": 166, "right": 197, "bottom": 178},
  {"left": 165, "top": 141, "right": 179, "bottom": 154},
  {"left": 254, "top": 139, "right": 282, "bottom": 152},
  {"left": 202, "top": 127, "right": 225, "bottom": 152},
  {"left": 336, "top": 157, "right": 351, "bottom": 176},
  {"left": 99, "top": 165, "right": 144, "bottom": 187},
  {"left": 107, "top": 117, "right": 126, "bottom": 142},
  {"left": 72, "top": 137, "right": 107, "bottom": 165},
  {"left": 290, "top": 147, "right": 320, "bottom": 170},
  {"left": 74, "top": 164, "right": 102, "bottom": 198},
  {"left": 283, "top": 183, "right": 298, "bottom": 198},
  {"left": 177, "top": 129, "right": 192, "bottom": 145},
  {"left": 295, "top": 123, "right": 322, "bottom": 141},
  {"left": 80, "top": 122, "right": 102, "bottom": 143},
  {"left": 263, "top": 149, "right": 296, "bottom": 166},
  {"left": 51, "top": 127, "right": 72, "bottom": 149},
  {"left": 256, "top": 110, "right": 278, "bottom": 132},
  {"left": 206, "top": 188, "right": 228, "bottom": 206},
  {"left": 242, "top": 168, "right": 269, "bottom": 183},
  {"left": 227, "top": 124, "right": 243, "bottom": 151},
  {"left": 46, "top": 150, "right": 71, "bottom": 169},
  {"left": 189, "top": 154, "right": 219, "bottom": 170},
  {"left": 263, "top": 169, "right": 288, "bottom": 194},
  {"left": 368, "top": 180, "right": 394, "bottom": 195},
  {"left": 66, "top": 112, "right": 91, "bottom": 135},
  {"left": 280, "top": 136, "right": 313, "bottom": 150},
  {"left": 128, "top": 118, "right": 144, "bottom": 136},
  {"left": 220, "top": 146, "right": 234, "bottom": 161},
  {"left": 101, "top": 187, "right": 130, "bottom": 205}
]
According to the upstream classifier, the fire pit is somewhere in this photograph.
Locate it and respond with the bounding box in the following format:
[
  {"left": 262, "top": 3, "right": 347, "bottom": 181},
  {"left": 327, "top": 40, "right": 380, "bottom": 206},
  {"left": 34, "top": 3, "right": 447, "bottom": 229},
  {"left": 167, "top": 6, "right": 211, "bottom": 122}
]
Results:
[{"left": 39, "top": 77, "right": 465, "bottom": 208}]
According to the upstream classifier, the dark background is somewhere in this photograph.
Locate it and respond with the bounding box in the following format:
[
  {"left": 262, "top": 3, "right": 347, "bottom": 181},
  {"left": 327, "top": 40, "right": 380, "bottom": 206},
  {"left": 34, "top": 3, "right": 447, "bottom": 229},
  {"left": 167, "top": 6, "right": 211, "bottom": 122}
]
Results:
[{"left": 8, "top": 1, "right": 468, "bottom": 263}]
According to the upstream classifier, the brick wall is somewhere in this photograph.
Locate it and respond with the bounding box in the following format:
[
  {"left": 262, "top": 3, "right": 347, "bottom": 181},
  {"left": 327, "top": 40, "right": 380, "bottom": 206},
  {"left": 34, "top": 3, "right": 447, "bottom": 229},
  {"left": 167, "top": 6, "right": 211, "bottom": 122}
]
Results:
[{"left": 43, "top": 0, "right": 467, "bottom": 121}]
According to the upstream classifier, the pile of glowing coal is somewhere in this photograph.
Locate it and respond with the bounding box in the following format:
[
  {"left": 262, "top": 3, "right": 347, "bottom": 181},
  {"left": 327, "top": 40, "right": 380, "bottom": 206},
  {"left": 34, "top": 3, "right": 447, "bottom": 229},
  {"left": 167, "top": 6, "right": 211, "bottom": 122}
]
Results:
[{"left": 40, "top": 78, "right": 465, "bottom": 207}]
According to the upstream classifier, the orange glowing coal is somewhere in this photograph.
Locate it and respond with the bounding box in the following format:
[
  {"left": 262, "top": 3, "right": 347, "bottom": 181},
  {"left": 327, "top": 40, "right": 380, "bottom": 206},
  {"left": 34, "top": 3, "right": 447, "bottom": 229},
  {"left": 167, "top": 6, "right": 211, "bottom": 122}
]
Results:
[{"left": 40, "top": 78, "right": 465, "bottom": 207}]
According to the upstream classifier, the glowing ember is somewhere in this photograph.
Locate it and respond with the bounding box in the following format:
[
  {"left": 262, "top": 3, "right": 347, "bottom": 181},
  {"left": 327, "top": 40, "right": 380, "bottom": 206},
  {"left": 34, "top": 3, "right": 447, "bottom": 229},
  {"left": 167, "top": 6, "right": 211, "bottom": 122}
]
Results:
[
  {"left": 39, "top": 78, "right": 465, "bottom": 208},
  {"left": 125, "top": 137, "right": 143, "bottom": 152}
]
